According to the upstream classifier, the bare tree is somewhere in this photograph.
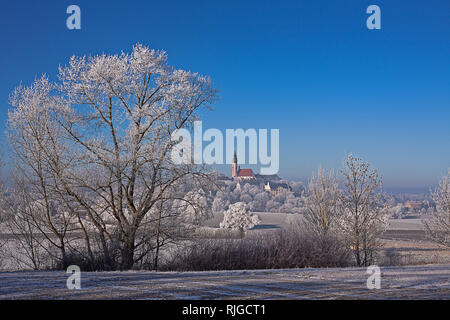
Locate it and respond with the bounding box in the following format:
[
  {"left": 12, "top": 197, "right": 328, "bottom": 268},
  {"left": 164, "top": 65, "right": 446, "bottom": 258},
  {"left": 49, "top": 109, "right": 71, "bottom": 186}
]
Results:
[
  {"left": 8, "top": 78, "right": 74, "bottom": 268},
  {"left": 0, "top": 186, "right": 48, "bottom": 270},
  {"left": 8, "top": 44, "right": 217, "bottom": 270},
  {"left": 424, "top": 171, "right": 450, "bottom": 247},
  {"left": 132, "top": 194, "right": 202, "bottom": 271},
  {"left": 303, "top": 167, "right": 340, "bottom": 238},
  {"left": 337, "top": 154, "right": 389, "bottom": 267}
]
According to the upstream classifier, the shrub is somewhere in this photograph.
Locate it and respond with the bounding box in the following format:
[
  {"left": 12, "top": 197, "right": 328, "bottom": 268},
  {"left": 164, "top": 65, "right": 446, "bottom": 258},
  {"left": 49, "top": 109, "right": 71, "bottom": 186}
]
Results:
[{"left": 163, "top": 227, "right": 351, "bottom": 271}]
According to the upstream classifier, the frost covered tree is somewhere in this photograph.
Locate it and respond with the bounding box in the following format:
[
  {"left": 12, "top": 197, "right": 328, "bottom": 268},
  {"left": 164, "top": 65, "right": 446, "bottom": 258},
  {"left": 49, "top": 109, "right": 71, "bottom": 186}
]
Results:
[
  {"left": 220, "top": 202, "right": 260, "bottom": 234},
  {"left": 240, "top": 193, "right": 252, "bottom": 204},
  {"left": 337, "top": 154, "right": 389, "bottom": 267},
  {"left": 7, "top": 44, "right": 217, "bottom": 269},
  {"left": 388, "top": 204, "right": 405, "bottom": 219},
  {"left": 175, "top": 189, "right": 211, "bottom": 225},
  {"left": 0, "top": 186, "right": 52, "bottom": 270},
  {"left": 303, "top": 168, "right": 340, "bottom": 238},
  {"left": 7, "top": 78, "right": 74, "bottom": 267},
  {"left": 289, "top": 181, "right": 305, "bottom": 196},
  {"left": 212, "top": 196, "right": 229, "bottom": 215},
  {"left": 251, "top": 192, "right": 270, "bottom": 211},
  {"left": 424, "top": 171, "right": 450, "bottom": 247}
]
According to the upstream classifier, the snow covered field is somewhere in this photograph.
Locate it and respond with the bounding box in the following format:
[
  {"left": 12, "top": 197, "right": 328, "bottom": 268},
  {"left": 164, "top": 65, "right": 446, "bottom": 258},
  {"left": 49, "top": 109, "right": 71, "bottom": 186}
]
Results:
[
  {"left": 0, "top": 264, "right": 449, "bottom": 299},
  {"left": 208, "top": 213, "right": 426, "bottom": 232}
]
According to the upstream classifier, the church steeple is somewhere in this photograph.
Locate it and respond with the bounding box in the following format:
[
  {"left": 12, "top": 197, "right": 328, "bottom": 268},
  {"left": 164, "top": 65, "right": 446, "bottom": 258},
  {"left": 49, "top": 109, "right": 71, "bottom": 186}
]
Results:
[{"left": 232, "top": 151, "right": 238, "bottom": 178}]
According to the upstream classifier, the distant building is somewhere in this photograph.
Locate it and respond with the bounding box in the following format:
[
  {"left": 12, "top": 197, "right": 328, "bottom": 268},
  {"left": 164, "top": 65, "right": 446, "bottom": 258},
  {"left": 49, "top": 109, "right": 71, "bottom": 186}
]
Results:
[
  {"left": 264, "top": 181, "right": 291, "bottom": 195},
  {"left": 232, "top": 152, "right": 256, "bottom": 180},
  {"left": 405, "top": 201, "right": 422, "bottom": 211},
  {"left": 231, "top": 151, "right": 290, "bottom": 193}
]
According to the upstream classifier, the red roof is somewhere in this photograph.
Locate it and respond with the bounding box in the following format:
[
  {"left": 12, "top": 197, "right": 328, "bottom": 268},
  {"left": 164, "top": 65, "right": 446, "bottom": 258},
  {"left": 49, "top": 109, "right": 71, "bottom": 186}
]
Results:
[{"left": 238, "top": 169, "right": 254, "bottom": 177}]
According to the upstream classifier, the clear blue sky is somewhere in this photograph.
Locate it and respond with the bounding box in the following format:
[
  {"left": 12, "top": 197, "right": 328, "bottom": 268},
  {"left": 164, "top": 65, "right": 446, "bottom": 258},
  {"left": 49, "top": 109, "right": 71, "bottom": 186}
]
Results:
[{"left": 0, "top": 0, "right": 449, "bottom": 192}]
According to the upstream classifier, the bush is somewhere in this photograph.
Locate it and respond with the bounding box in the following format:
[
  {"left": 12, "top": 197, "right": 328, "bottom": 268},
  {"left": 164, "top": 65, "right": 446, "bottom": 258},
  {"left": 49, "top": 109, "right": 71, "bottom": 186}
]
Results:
[
  {"left": 51, "top": 233, "right": 123, "bottom": 271},
  {"left": 163, "top": 228, "right": 351, "bottom": 271},
  {"left": 52, "top": 250, "right": 108, "bottom": 271}
]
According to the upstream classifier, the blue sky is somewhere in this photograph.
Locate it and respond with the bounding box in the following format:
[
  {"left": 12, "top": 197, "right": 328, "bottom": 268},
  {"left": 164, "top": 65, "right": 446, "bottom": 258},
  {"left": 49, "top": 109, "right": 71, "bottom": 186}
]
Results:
[{"left": 0, "top": 0, "right": 449, "bottom": 192}]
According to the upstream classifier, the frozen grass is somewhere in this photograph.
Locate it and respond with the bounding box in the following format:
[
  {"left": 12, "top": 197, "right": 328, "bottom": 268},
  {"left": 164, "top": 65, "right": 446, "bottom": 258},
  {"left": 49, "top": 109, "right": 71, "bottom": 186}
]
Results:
[{"left": 0, "top": 264, "right": 449, "bottom": 299}]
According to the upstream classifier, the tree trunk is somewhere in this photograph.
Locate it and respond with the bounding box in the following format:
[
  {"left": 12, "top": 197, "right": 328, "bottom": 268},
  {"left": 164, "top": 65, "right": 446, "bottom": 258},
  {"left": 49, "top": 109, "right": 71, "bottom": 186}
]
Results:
[
  {"left": 154, "top": 222, "right": 162, "bottom": 271},
  {"left": 99, "top": 232, "right": 112, "bottom": 270},
  {"left": 154, "top": 237, "right": 160, "bottom": 271},
  {"left": 121, "top": 234, "right": 136, "bottom": 270},
  {"left": 60, "top": 239, "right": 67, "bottom": 269}
]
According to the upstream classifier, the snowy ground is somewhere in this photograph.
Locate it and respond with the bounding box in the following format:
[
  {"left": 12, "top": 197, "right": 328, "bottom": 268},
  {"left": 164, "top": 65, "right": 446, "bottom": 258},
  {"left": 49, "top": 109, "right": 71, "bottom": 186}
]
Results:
[{"left": 0, "top": 264, "right": 449, "bottom": 299}]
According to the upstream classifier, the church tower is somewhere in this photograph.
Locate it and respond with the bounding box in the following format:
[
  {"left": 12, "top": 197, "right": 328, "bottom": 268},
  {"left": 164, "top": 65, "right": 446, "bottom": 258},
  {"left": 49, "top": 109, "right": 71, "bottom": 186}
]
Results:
[{"left": 232, "top": 152, "right": 238, "bottom": 178}]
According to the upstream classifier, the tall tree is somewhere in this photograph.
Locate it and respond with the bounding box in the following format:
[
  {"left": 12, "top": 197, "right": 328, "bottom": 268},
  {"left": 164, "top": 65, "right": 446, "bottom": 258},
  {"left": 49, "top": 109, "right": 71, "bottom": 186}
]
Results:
[
  {"left": 303, "top": 168, "right": 340, "bottom": 238},
  {"left": 424, "top": 171, "right": 450, "bottom": 247},
  {"left": 8, "top": 77, "right": 72, "bottom": 267},
  {"left": 337, "top": 154, "right": 389, "bottom": 267},
  {"left": 8, "top": 44, "right": 217, "bottom": 269}
]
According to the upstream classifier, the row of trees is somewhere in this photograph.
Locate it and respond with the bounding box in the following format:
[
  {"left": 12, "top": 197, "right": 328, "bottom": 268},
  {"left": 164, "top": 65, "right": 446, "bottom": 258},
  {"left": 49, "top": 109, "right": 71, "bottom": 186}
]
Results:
[
  {"left": 211, "top": 180, "right": 304, "bottom": 215},
  {"left": 302, "top": 156, "right": 450, "bottom": 266}
]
